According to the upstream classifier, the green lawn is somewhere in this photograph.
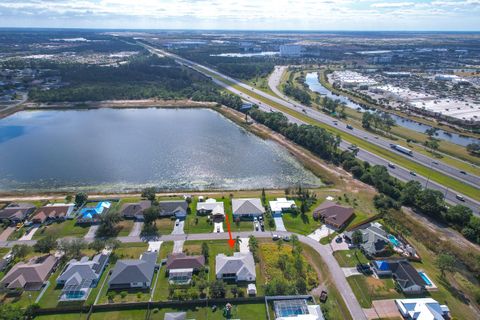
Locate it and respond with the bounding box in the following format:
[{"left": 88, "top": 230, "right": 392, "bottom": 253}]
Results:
[
  {"left": 149, "top": 303, "right": 267, "bottom": 320},
  {"left": 33, "top": 219, "right": 89, "bottom": 240},
  {"left": 152, "top": 241, "right": 173, "bottom": 301},
  {"left": 116, "top": 219, "right": 134, "bottom": 237},
  {"left": 0, "top": 290, "right": 41, "bottom": 308},
  {"left": 34, "top": 313, "right": 87, "bottom": 320},
  {"left": 281, "top": 198, "right": 322, "bottom": 235},
  {"left": 333, "top": 249, "right": 369, "bottom": 268},
  {"left": 89, "top": 309, "right": 146, "bottom": 320},
  {"left": 347, "top": 275, "right": 404, "bottom": 308},
  {"left": 112, "top": 242, "right": 148, "bottom": 260}
]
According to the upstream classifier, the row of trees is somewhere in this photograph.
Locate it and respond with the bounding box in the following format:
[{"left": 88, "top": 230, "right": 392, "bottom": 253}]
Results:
[
  {"left": 283, "top": 83, "right": 311, "bottom": 106},
  {"left": 362, "top": 111, "right": 395, "bottom": 135}
]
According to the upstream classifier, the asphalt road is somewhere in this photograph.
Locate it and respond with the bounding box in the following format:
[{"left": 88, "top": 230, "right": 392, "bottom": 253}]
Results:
[
  {"left": 0, "top": 229, "right": 367, "bottom": 320},
  {"left": 142, "top": 44, "right": 479, "bottom": 214}
]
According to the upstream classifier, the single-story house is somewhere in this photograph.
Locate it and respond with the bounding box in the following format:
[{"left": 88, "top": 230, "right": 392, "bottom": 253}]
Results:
[
  {"left": 196, "top": 199, "right": 225, "bottom": 221},
  {"left": 312, "top": 201, "right": 354, "bottom": 230},
  {"left": 269, "top": 198, "right": 296, "bottom": 217},
  {"left": 31, "top": 203, "right": 74, "bottom": 224},
  {"left": 164, "top": 312, "right": 187, "bottom": 320},
  {"left": 395, "top": 298, "right": 449, "bottom": 319},
  {"left": 216, "top": 252, "right": 255, "bottom": 282},
  {"left": 232, "top": 198, "right": 265, "bottom": 221},
  {"left": 0, "top": 203, "right": 36, "bottom": 224},
  {"left": 344, "top": 222, "right": 390, "bottom": 257},
  {"left": 158, "top": 200, "right": 189, "bottom": 220},
  {"left": 57, "top": 252, "right": 109, "bottom": 301},
  {"left": 108, "top": 251, "right": 158, "bottom": 290},
  {"left": 120, "top": 200, "right": 152, "bottom": 220},
  {"left": 0, "top": 255, "right": 60, "bottom": 291},
  {"left": 390, "top": 260, "right": 426, "bottom": 294},
  {"left": 166, "top": 253, "right": 205, "bottom": 284}
]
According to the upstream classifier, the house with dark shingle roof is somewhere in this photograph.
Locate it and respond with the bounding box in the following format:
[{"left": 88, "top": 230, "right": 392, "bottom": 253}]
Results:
[
  {"left": 313, "top": 201, "right": 354, "bottom": 230},
  {"left": 0, "top": 203, "right": 36, "bottom": 224},
  {"left": 390, "top": 260, "right": 426, "bottom": 294},
  {"left": 232, "top": 198, "right": 265, "bottom": 221},
  {"left": 0, "top": 255, "right": 60, "bottom": 291},
  {"left": 57, "top": 252, "right": 109, "bottom": 301},
  {"left": 344, "top": 222, "right": 390, "bottom": 258},
  {"left": 120, "top": 200, "right": 152, "bottom": 220},
  {"left": 158, "top": 200, "right": 188, "bottom": 220},
  {"left": 166, "top": 253, "right": 205, "bottom": 284},
  {"left": 108, "top": 251, "right": 158, "bottom": 290}
]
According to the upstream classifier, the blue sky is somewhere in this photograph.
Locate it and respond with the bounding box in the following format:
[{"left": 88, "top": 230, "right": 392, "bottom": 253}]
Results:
[{"left": 0, "top": 0, "right": 479, "bottom": 30}]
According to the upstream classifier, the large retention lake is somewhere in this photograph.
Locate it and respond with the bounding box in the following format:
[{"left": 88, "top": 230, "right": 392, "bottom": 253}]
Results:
[{"left": 0, "top": 108, "right": 321, "bottom": 192}]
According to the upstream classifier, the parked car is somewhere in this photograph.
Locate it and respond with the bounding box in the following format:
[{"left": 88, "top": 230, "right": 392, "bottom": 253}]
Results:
[
  {"left": 320, "top": 290, "right": 328, "bottom": 303},
  {"left": 175, "top": 219, "right": 180, "bottom": 226},
  {"left": 283, "top": 236, "right": 290, "bottom": 242},
  {"left": 260, "top": 224, "right": 265, "bottom": 232},
  {"left": 335, "top": 237, "right": 343, "bottom": 243},
  {"left": 272, "top": 234, "right": 280, "bottom": 241},
  {"left": 216, "top": 226, "right": 220, "bottom": 233},
  {"left": 356, "top": 263, "right": 372, "bottom": 275},
  {"left": 254, "top": 221, "right": 259, "bottom": 231}
]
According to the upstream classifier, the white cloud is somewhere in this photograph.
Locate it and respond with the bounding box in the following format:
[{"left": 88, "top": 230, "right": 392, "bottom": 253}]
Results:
[{"left": 371, "top": 2, "right": 415, "bottom": 8}]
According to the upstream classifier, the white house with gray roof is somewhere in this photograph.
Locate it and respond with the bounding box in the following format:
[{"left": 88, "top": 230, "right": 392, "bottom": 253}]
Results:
[
  {"left": 57, "top": 252, "right": 109, "bottom": 301},
  {"left": 108, "top": 251, "right": 158, "bottom": 290},
  {"left": 344, "top": 222, "right": 390, "bottom": 257},
  {"left": 216, "top": 252, "right": 255, "bottom": 282},
  {"left": 232, "top": 198, "right": 265, "bottom": 220}
]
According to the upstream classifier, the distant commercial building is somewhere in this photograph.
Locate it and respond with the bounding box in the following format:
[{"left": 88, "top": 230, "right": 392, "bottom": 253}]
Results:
[
  {"left": 434, "top": 74, "right": 470, "bottom": 84},
  {"left": 332, "top": 71, "right": 377, "bottom": 88},
  {"left": 409, "top": 99, "right": 479, "bottom": 124},
  {"left": 280, "top": 45, "right": 303, "bottom": 57},
  {"left": 383, "top": 72, "right": 411, "bottom": 78}
]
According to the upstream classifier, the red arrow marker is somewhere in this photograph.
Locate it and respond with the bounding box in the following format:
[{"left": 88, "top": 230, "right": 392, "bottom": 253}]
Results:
[{"left": 225, "top": 217, "right": 235, "bottom": 248}]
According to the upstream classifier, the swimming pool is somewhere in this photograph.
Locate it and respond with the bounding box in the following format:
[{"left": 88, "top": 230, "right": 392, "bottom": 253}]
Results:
[
  {"left": 419, "top": 271, "right": 432, "bottom": 286},
  {"left": 388, "top": 234, "right": 400, "bottom": 247}
]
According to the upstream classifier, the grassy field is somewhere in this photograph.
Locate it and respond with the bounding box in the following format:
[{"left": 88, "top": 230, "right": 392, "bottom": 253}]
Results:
[
  {"left": 90, "top": 309, "right": 146, "bottom": 320},
  {"left": 149, "top": 303, "right": 267, "bottom": 320},
  {"left": 333, "top": 249, "right": 369, "bottom": 268},
  {"left": 347, "top": 275, "right": 404, "bottom": 308},
  {"left": 33, "top": 219, "right": 89, "bottom": 240},
  {"left": 200, "top": 66, "right": 479, "bottom": 201}
]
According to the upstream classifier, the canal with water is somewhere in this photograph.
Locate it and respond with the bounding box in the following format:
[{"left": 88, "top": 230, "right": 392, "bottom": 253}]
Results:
[{"left": 305, "top": 72, "right": 479, "bottom": 147}]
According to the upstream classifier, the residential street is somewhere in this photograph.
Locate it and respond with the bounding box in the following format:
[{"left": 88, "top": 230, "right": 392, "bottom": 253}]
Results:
[{"left": 0, "top": 228, "right": 367, "bottom": 319}]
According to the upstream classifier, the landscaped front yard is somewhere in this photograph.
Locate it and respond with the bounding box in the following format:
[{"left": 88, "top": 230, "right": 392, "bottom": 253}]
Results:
[
  {"left": 33, "top": 219, "right": 89, "bottom": 240},
  {"left": 347, "top": 275, "right": 404, "bottom": 308},
  {"left": 333, "top": 249, "right": 369, "bottom": 268}
]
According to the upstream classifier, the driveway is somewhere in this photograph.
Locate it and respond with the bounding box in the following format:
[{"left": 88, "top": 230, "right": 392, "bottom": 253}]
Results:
[
  {"left": 0, "top": 227, "right": 15, "bottom": 241},
  {"left": 308, "top": 224, "right": 335, "bottom": 241},
  {"left": 342, "top": 267, "right": 362, "bottom": 277},
  {"left": 173, "top": 240, "right": 184, "bottom": 253},
  {"left": 84, "top": 225, "right": 99, "bottom": 239},
  {"left": 148, "top": 241, "right": 163, "bottom": 253},
  {"left": 363, "top": 299, "right": 402, "bottom": 320},
  {"left": 129, "top": 221, "right": 143, "bottom": 237},
  {"left": 330, "top": 237, "right": 349, "bottom": 251},
  {"left": 19, "top": 225, "right": 40, "bottom": 241},
  {"left": 274, "top": 217, "right": 286, "bottom": 231},
  {"left": 213, "top": 222, "right": 224, "bottom": 233},
  {"left": 171, "top": 220, "right": 185, "bottom": 235}
]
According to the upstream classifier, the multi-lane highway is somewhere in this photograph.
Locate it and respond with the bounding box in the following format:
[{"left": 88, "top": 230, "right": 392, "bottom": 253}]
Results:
[{"left": 143, "top": 44, "right": 480, "bottom": 214}]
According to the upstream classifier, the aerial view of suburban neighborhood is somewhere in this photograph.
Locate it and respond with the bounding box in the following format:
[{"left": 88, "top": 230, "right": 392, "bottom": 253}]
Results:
[{"left": 0, "top": 1, "right": 479, "bottom": 320}]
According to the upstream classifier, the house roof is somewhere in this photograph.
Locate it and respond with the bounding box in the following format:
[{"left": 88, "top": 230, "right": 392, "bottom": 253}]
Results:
[
  {"left": 32, "top": 204, "right": 73, "bottom": 222},
  {"left": 232, "top": 198, "right": 265, "bottom": 216},
  {"left": 0, "top": 203, "right": 36, "bottom": 221},
  {"left": 164, "top": 312, "right": 187, "bottom": 320},
  {"left": 269, "top": 198, "right": 296, "bottom": 212},
  {"left": 120, "top": 201, "right": 151, "bottom": 218},
  {"left": 390, "top": 260, "right": 426, "bottom": 290},
  {"left": 1, "top": 255, "right": 58, "bottom": 288},
  {"left": 158, "top": 200, "right": 188, "bottom": 216},
  {"left": 313, "top": 201, "right": 354, "bottom": 227},
  {"left": 396, "top": 298, "right": 447, "bottom": 320},
  {"left": 215, "top": 252, "right": 255, "bottom": 279},
  {"left": 166, "top": 253, "right": 205, "bottom": 271},
  {"left": 196, "top": 200, "right": 224, "bottom": 214},
  {"left": 57, "top": 253, "right": 109, "bottom": 289},
  {"left": 345, "top": 223, "right": 389, "bottom": 255},
  {"left": 108, "top": 252, "right": 157, "bottom": 286}
]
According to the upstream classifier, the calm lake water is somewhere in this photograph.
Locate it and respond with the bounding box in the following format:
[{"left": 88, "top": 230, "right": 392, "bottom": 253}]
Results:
[
  {"left": 0, "top": 108, "right": 321, "bottom": 192},
  {"left": 305, "top": 72, "right": 479, "bottom": 147}
]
